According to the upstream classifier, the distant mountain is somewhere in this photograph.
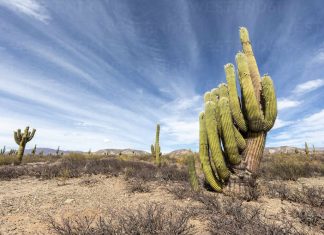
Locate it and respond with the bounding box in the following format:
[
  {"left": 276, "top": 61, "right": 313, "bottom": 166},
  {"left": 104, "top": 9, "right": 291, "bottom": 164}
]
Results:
[
  {"left": 24, "top": 148, "right": 82, "bottom": 155},
  {"left": 95, "top": 149, "right": 150, "bottom": 156},
  {"left": 166, "top": 149, "right": 193, "bottom": 158},
  {"left": 264, "top": 146, "right": 324, "bottom": 154},
  {"left": 15, "top": 146, "right": 324, "bottom": 156}
]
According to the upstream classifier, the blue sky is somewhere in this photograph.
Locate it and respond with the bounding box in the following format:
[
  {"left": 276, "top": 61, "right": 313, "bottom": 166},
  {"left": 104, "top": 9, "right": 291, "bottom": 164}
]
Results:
[{"left": 0, "top": 0, "right": 324, "bottom": 152}]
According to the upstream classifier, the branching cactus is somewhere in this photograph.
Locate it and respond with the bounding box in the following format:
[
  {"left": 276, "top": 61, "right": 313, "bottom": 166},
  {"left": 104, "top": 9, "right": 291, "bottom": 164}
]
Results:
[
  {"left": 151, "top": 124, "right": 162, "bottom": 166},
  {"left": 14, "top": 126, "right": 36, "bottom": 164},
  {"left": 199, "top": 27, "right": 277, "bottom": 194}
]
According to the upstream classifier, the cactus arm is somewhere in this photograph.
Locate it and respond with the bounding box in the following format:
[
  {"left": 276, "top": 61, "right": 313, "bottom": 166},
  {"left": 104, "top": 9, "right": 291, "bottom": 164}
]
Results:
[
  {"left": 218, "top": 83, "right": 229, "bottom": 98},
  {"left": 211, "top": 88, "right": 220, "bottom": 99},
  {"left": 204, "top": 91, "right": 211, "bottom": 102},
  {"left": 224, "top": 63, "right": 248, "bottom": 132},
  {"left": 205, "top": 101, "right": 230, "bottom": 180},
  {"left": 233, "top": 125, "right": 246, "bottom": 151},
  {"left": 219, "top": 97, "right": 241, "bottom": 165},
  {"left": 151, "top": 144, "right": 155, "bottom": 156},
  {"left": 27, "top": 129, "right": 36, "bottom": 141},
  {"left": 239, "top": 27, "right": 262, "bottom": 100},
  {"left": 236, "top": 52, "right": 264, "bottom": 131},
  {"left": 261, "top": 75, "right": 277, "bottom": 131},
  {"left": 210, "top": 90, "right": 222, "bottom": 135},
  {"left": 155, "top": 124, "right": 160, "bottom": 144},
  {"left": 24, "top": 126, "right": 30, "bottom": 136},
  {"left": 17, "top": 129, "right": 22, "bottom": 139},
  {"left": 199, "top": 112, "right": 222, "bottom": 192},
  {"left": 14, "top": 131, "right": 21, "bottom": 145}
]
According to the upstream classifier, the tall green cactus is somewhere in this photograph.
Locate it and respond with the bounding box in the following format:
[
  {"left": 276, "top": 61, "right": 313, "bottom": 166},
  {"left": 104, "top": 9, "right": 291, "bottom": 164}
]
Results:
[
  {"left": 199, "top": 27, "right": 277, "bottom": 193},
  {"left": 14, "top": 126, "right": 36, "bottom": 164},
  {"left": 151, "top": 124, "right": 162, "bottom": 166}
]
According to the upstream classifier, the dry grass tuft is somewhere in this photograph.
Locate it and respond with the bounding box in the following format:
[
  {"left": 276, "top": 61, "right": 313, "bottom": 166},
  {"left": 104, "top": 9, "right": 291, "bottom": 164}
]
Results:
[{"left": 47, "top": 203, "right": 195, "bottom": 235}]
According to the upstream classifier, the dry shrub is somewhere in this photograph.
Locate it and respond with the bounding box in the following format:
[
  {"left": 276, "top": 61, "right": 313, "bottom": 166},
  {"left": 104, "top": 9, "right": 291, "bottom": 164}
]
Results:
[
  {"left": 265, "top": 182, "right": 324, "bottom": 208},
  {"left": 292, "top": 206, "right": 323, "bottom": 228},
  {"left": 260, "top": 154, "right": 324, "bottom": 180},
  {"left": 188, "top": 193, "right": 299, "bottom": 234},
  {"left": 167, "top": 183, "right": 201, "bottom": 200},
  {"left": 0, "top": 155, "right": 188, "bottom": 184},
  {"left": 48, "top": 203, "right": 195, "bottom": 235},
  {"left": 127, "top": 180, "right": 150, "bottom": 193}
]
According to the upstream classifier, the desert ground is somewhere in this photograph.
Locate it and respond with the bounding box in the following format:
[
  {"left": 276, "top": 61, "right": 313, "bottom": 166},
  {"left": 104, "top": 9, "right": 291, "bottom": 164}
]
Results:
[{"left": 0, "top": 153, "right": 323, "bottom": 235}]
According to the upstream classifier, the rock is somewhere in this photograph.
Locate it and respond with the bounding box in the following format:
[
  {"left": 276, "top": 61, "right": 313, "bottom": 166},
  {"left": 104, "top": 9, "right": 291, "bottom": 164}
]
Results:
[{"left": 64, "top": 199, "right": 74, "bottom": 204}]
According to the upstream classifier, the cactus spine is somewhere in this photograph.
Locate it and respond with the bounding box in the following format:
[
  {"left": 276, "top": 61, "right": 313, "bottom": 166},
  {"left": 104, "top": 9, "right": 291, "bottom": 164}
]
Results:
[
  {"left": 187, "top": 153, "right": 200, "bottom": 192},
  {"left": 151, "top": 124, "right": 162, "bottom": 166},
  {"left": 14, "top": 127, "right": 36, "bottom": 164},
  {"left": 199, "top": 27, "right": 277, "bottom": 193}
]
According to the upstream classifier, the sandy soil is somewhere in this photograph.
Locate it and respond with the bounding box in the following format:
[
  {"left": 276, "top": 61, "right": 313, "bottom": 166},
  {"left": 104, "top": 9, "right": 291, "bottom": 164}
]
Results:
[{"left": 0, "top": 175, "right": 323, "bottom": 234}]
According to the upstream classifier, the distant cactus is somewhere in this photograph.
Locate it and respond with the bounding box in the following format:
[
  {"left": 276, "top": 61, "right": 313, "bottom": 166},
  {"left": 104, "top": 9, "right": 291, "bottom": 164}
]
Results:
[
  {"left": 312, "top": 144, "right": 315, "bottom": 155},
  {"left": 294, "top": 148, "right": 299, "bottom": 154},
  {"left": 56, "top": 146, "right": 60, "bottom": 156},
  {"left": 14, "top": 127, "right": 36, "bottom": 164},
  {"left": 151, "top": 124, "right": 162, "bottom": 166},
  {"left": 151, "top": 144, "right": 155, "bottom": 157},
  {"left": 305, "top": 142, "right": 309, "bottom": 157},
  {"left": 31, "top": 144, "right": 37, "bottom": 156},
  {"left": 8, "top": 149, "right": 17, "bottom": 156},
  {"left": 0, "top": 146, "right": 6, "bottom": 155},
  {"left": 199, "top": 27, "right": 277, "bottom": 193},
  {"left": 187, "top": 153, "right": 200, "bottom": 192}
]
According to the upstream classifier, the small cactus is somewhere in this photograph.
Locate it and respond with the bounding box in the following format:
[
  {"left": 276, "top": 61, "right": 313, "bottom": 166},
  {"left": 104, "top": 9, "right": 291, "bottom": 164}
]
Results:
[
  {"left": 14, "top": 126, "right": 36, "bottom": 164},
  {"left": 199, "top": 27, "right": 277, "bottom": 193},
  {"left": 305, "top": 142, "right": 309, "bottom": 157},
  {"left": 151, "top": 144, "right": 155, "bottom": 157},
  {"left": 187, "top": 152, "right": 200, "bottom": 192},
  {"left": 312, "top": 144, "right": 315, "bottom": 155},
  {"left": 56, "top": 146, "right": 60, "bottom": 156},
  {"left": 151, "top": 124, "right": 162, "bottom": 166},
  {"left": 8, "top": 149, "right": 17, "bottom": 156},
  {"left": 31, "top": 144, "right": 37, "bottom": 156}
]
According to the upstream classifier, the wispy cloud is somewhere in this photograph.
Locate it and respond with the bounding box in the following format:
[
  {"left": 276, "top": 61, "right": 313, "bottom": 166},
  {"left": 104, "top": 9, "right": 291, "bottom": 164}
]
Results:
[
  {"left": 293, "top": 79, "right": 324, "bottom": 94},
  {"left": 0, "top": 0, "right": 50, "bottom": 22},
  {"left": 272, "top": 118, "right": 294, "bottom": 130},
  {"left": 277, "top": 98, "right": 301, "bottom": 110},
  {"left": 0, "top": 0, "right": 324, "bottom": 151},
  {"left": 269, "top": 109, "right": 324, "bottom": 147}
]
